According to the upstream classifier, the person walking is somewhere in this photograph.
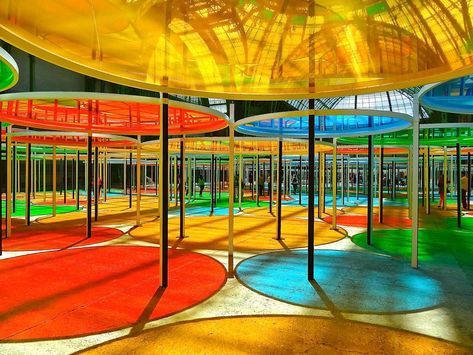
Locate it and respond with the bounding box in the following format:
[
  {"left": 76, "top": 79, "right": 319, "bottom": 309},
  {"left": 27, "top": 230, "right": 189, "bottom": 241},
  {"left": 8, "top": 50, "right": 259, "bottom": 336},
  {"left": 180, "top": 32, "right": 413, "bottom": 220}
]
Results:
[{"left": 461, "top": 171, "right": 469, "bottom": 210}]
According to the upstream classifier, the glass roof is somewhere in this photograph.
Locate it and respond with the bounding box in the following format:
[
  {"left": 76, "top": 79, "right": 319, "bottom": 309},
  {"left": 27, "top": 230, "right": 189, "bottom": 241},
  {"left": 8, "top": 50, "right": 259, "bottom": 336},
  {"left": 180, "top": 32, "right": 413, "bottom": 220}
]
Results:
[
  {"left": 236, "top": 113, "right": 411, "bottom": 138},
  {"left": 287, "top": 90, "right": 429, "bottom": 117},
  {"left": 421, "top": 75, "right": 473, "bottom": 114},
  {"left": 1, "top": 1, "right": 472, "bottom": 99}
]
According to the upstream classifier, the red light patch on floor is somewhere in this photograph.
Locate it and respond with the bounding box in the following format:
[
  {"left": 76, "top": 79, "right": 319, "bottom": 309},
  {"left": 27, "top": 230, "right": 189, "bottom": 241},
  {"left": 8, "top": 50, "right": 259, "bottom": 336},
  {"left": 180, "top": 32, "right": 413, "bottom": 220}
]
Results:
[
  {"left": 257, "top": 196, "right": 294, "bottom": 202},
  {"left": 2, "top": 222, "right": 123, "bottom": 251},
  {"left": 324, "top": 214, "right": 412, "bottom": 229},
  {"left": 0, "top": 246, "right": 226, "bottom": 340}
]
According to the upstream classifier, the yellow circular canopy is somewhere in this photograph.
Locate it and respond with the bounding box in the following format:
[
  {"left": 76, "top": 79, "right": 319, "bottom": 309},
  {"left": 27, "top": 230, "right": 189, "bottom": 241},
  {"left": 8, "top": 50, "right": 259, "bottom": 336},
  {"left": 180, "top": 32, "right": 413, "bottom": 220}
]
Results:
[
  {"left": 1, "top": 1, "right": 472, "bottom": 99},
  {"left": 143, "top": 137, "right": 333, "bottom": 155}
]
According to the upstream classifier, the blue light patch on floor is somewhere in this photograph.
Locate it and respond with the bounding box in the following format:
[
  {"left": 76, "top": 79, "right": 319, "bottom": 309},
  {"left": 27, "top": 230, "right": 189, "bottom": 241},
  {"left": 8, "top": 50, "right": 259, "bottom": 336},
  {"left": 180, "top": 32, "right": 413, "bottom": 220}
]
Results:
[{"left": 236, "top": 250, "right": 442, "bottom": 314}]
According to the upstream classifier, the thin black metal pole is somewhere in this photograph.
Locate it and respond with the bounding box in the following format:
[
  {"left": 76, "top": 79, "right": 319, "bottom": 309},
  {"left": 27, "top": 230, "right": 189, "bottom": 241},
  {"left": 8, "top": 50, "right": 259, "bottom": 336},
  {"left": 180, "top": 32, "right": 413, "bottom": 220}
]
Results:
[
  {"left": 63, "top": 156, "right": 67, "bottom": 204},
  {"left": 156, "top": 158, "right": 159, "bottom": 196},
  {"left": 308, "top": 98, "right": 315, "bottom": 280},
  {"left": 277, "top": 140, "right": 282, "bottom": 240},
  {"left": 456, "top": 143, "right": 461, "bottom": 228},
  {"left": 426, "top": 147, "right": 430, "bottom": 214},
  {"left": 94, "top": 146, "right": 99, "bottom": 221},
  {"left": 251, "top": 157, "right": 255, "bottom": 200},
  {"left": 431, "top": 158, "right": 435, "bottom": 202},
  {"left": 256, "top": 156, "right": 260, "bottom": 205},
  {"left": 87, "top": 135, "right": 92, "bottom": 238},
  {"left": 26, "top": 143, "right": 31, "bottom": 226},
  {"left": 468, "top": 152, "right": 471, "bottom": 209},
  {"left": 299, "top": 156, "right": 302, "bottom": 205},
  {"left": 379, "top": 147, "right": 384, "bottom": 224},
  {"left": 367, "top": 134, "right": 374, "bottom": 245},
  {"left": 0, "top": 126, "right": 3, "bottom": 255},
  {"left": 317, "top": 152, "right": 322, "bottom": 219},
  {"left": 129, "top": 152, "right": 132, "bottom": 208},
  {"left": 210, "top": 154, "right": 215, "bottom": 214},
  {"left": 179, "top": 140, "right": 185, "bottom": 237},
  {"left": 269, "top": 155, "right": 273, "bottom": 214},
  {"left": 160, "top": 92, "right": 169, "bottom": 287},
  {"left": 72, "top": 157, "right": 75, "bottom": 200},
  {"left": 76, "top": 151, "right": 80, "bottom": 210},
  {"left": 12, "top": 145, "right": 16, "bottom": 213},
  {"left": 219, "top": 156, "right": 222, "bottom": 200},
  {"left": 393, "top": 162, "right": 397, "bottom": 200},
  {"left": 391, "top": 160, "right": 395, "bottom": 200},
  {"left": 421, "top": 153, "right": 424, "bottom": 207},
  {"left": 214, "top": 155, "right": 217, "bottom": 207}
]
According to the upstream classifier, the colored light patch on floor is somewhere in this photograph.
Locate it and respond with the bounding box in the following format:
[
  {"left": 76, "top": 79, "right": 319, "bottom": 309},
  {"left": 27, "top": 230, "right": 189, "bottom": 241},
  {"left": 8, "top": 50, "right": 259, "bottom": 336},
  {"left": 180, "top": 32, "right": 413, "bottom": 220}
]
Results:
[
  {"left": 236, "top": 250, "right": 442, "bottom": 313},
  {"left": 37, "top": 196, "right": 163, "bottom": 226},
  {"left": 81, "top": 316, "right": 471, "bottom": 355},
  {"left": 351, "top": 220, "right": 473, "bottom": 286},
  {"left": 1, "top": 222, "right": 123, "bottom": 251},
  {"left": 130, "top": 215, "right": 345, "bottom": 251},
  {"left": 0, "top": 246, "right": 226, "bottom": 340},
  {"left": 324, "top": 214, "right": 412, "bottom": 229},
  {"left": 1, "top": 200, "right": 78, "bottom": 217}
]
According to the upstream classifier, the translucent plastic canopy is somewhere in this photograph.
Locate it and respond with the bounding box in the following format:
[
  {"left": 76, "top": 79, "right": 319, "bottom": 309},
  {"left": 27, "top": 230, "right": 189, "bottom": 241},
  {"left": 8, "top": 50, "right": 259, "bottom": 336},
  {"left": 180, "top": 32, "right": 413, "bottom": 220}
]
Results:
[
  {"left": 0, "top": 47, "right": 18, "bottom": 92},
  {"left": 143, "top": 137, "right": 333, "bottom": 156},
  {"left": 336, "top": 147, "right": 407, "bottom": 155},
  {"left": 236, "top": 109, "right": 412, "bottom": 138},
  {"left": 420, "top": 75, "right": 473, "bottom": 114},
  {"left": 338, "top": 124, "right": 473, "bottom": 146},
  {"left": 1, "top": 1, "right": 472, "bottom": 99},
  {"left": 0, "top": 92, "right": 228, "bottom": 135},
  {"left": 9, "top": 131, "right": 137, "bottom": 149}
]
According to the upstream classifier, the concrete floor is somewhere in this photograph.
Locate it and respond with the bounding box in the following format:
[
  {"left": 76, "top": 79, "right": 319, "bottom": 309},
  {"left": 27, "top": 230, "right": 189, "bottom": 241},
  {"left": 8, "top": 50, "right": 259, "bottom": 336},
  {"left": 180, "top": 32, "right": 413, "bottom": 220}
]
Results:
[{"left": 1, "top": 199, "right": 473, "bottom": 354}]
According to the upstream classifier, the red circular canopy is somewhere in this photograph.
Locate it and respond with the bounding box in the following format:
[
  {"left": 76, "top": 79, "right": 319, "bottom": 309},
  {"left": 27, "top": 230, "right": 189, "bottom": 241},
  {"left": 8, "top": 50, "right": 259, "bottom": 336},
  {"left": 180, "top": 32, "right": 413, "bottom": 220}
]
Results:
[
  {"left": 10, "top": 132, "right": 137, "bottom": 149},
  {"left": 0, "top": 92, "right": 229, "bottom": 135}
]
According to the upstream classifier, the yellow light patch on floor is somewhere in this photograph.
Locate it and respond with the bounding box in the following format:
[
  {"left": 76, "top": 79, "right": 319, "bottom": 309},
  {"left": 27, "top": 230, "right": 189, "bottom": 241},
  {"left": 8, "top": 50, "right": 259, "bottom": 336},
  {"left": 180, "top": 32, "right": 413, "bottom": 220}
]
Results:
[
  {"left": 36, "top": 195, "right": 162, "bottom": 226},
  {"left": 243, "top": 205, "right": 336, "bottom": 219},
  {"left": 130, "top": 213, "right": 345, "bottom": 251},
  {"left": 82, "top": 316, "right": 472, "bottom": 355}
]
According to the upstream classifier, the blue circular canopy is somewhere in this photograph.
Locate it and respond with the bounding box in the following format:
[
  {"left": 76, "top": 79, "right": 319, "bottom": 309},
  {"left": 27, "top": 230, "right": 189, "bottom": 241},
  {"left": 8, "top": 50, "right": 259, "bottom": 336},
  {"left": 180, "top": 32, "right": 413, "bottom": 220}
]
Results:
[
  {"left": 235, "top": 110, "right": 412, "bottom": 138},
  {"left": 420, "top": 75, "right": 473, "bottom": 114}
]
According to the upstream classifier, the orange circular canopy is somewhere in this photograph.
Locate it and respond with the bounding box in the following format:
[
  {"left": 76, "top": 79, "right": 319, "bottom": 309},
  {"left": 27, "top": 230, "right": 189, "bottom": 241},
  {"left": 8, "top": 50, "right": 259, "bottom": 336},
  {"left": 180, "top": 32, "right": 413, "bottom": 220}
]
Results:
[
  {"left": 1, "top": 1, "right": 472, "bottom": 99},
  {"left": 0, "top": 92, "right": 228, "bottom": 135},
  {"left": 10, "top": 132, "right": 137, "bottom": 149}
]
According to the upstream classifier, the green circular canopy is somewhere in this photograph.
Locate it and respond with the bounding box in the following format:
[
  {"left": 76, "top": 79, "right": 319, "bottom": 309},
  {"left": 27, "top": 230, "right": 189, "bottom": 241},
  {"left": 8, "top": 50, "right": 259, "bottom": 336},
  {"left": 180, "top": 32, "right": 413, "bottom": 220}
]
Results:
[
  {"left": 0, "top": 47, "right": 19, "bottom": 92},
  {"left": 338, "top": 125, "right": 473, "bottom": 147}
]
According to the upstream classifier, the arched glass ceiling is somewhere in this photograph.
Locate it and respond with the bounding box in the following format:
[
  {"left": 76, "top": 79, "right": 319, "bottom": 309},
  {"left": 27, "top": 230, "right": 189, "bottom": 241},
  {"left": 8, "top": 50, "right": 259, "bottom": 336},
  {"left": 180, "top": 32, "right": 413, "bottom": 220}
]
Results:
[
  {"left": 287, "top": 90, "right": 429, "bottom": 117},
  {"left": 1, "top": 1, "right": 472, "bottom": 99},
  {"left": 420, "top": 75, "right": 473, "bottom": 114}
]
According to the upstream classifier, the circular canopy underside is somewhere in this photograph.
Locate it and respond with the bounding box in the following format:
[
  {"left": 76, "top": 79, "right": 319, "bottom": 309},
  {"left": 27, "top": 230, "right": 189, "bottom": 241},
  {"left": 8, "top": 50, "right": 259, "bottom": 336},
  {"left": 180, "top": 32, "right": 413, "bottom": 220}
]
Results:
[
  {"left": 420, "top": 75, "right": 473, "bottom": 114},
  {"left": 236, "top": 110, "right": 412, "bottom": 138},
  {"left": 338, "top": 125, "right": 473, "bottom": 146},
  {"left": 10, "top": 132, "right": 137, "bottom": 149},
  {"left": 143, "top": 138, "right": 332, "bottom": 156},
  {"left": 0, "top": 92, "right": 228, "bottom": 135},
  {"left": 336, "top": 147, "right": 407, "bottom": 155},
  {"left": 0, "top": 47, "right": 18, "bottom": 92},
  {"left": 1, "top": 1, "right": 472, "bottom": 99}
]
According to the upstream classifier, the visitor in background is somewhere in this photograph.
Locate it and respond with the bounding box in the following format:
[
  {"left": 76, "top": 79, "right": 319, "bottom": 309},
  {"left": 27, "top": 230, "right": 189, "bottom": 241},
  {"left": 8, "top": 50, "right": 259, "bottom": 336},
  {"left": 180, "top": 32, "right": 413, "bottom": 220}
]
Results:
[
  {"left": 437, "top": 173, "right": 449, "bottom": 208},
  {"left": 258, "top": 173, "right": 265, "bottom": 196},
  {"left": 198, "top": 175, "right": 205, "bottom": 197},
  {"left": 461, "top": 171, "right": 469, "bottom": 210},
  {"left": 291, "top": 173, "right": 299, "bottom": 195}
]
